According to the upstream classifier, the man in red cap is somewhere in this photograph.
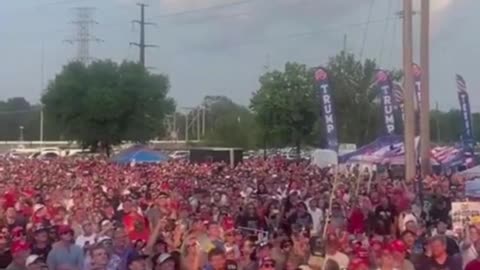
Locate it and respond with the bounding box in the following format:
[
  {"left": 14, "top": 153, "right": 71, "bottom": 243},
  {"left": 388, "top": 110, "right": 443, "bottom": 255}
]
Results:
[
  {"left": 6, "top": 241, "right": 29, "bottom": 270},
  {"left": 46, "top": 225, "right": 84, "bottom": 270},
  {"left": 390, "top": 240, "right": 414, "bottom": 270},
  {"left": 348, "top": 258, "right": 369, "bottom": 270}
]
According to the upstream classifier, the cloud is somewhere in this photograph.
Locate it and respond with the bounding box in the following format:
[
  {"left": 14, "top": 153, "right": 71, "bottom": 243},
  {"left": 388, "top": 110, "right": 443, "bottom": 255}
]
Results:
[
  {"left": 159, "top": 0, "right": 371, "bottom": 52},
  {"left": 412, "top": 0, "right": 454, "bottom": 34},
  {"left": 431, "top": 0, "right": 453, "bottom": 28}
]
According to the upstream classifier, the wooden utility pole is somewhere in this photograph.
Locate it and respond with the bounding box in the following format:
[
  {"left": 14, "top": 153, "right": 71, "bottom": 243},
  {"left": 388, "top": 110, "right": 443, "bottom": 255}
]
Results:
[
  {"left": 420, "top": 0, "right": 431, "bottom": 176},
  {"left": 403, "top": 0, "right": 416, "bottom": 181}
]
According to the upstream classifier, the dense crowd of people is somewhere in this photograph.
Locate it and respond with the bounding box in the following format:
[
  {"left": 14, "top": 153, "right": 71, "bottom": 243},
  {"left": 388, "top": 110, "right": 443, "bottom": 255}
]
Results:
[{"left": 0, "top": 155, "right": 475, "bottom": 270}]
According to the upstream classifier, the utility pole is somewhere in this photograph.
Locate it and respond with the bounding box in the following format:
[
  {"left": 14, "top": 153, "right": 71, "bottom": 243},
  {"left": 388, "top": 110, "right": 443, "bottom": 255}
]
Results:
[
  {"left": 202, "top": 107, "right": 206, "bottom": 136},
  {"left": 419, "top": 0, "right": 431, "bottom": 176},
  {"left": 40, "top": 41, "right": 45, "bottom": 144},
  {"left": 402, "top": 0, "right": 416, "bottom": 181},
  {"left": 196, "top": 108, "right": 201, "bottom": 141},
  {"left": 130, "top": 3, "right": 156, "bottom": 67},
  {"left": 263, "top": 54, "right": 271, "bottom": 72},
  {"left": 185, "top": 112, "right": 189, "bottom": 142},
  {"left": 66, "top": 7, "right": 101, "bottom": 64},
  {"left": 435, "top": 101, "right": 440, "bottom": 142}
]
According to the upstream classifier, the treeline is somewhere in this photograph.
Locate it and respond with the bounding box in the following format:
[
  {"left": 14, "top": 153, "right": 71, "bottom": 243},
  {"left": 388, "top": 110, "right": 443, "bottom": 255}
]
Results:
[{"left": 2, "top": 54, "right": 477, "bottom": 150}]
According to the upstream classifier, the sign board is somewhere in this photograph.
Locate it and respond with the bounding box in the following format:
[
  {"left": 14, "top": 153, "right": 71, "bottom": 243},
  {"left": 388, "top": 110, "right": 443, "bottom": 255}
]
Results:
[
  {"left": 311, "top": 149, "right": 338, "bottom": 168},
  {"left": 451, "top": 202, "right": 480, "bottom": 231},
  {"left": 338, "top": 143, "right": 357, "bottom": 155}
]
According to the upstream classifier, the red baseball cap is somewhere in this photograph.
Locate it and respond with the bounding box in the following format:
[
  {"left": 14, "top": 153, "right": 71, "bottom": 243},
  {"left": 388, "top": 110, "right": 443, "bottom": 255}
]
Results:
[
  {"left": 11, "top": 241, "right": 30, "bottom": 254},
  {"left": 58, "top": 225, "right": 74, "bottom": 235},
  {"left": 390, "top": 240, "right": 407, "bottom": 253},
  {"left": 349, "top": 258, "right": 369, "bottom": 270}
]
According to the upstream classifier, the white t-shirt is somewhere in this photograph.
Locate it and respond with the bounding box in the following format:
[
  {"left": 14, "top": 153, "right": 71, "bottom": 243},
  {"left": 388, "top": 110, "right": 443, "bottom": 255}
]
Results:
[
  {"left": 462, "top": 242, "right": 478, "bottom": 268},
  {"left": 308, "top": 208, "right": 323, "bottom": 235},
  {"left": 325, "top": 252, "right": 349, "bottom": 269},
  {"left": 76, "top": 234, "right": 97, "bottom": 248}
]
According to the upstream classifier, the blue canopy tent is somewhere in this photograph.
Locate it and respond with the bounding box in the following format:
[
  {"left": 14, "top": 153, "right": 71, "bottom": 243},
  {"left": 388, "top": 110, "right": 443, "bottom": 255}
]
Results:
[
  {"left": 111, "top": 146, "right": 170, "bottom": 164},
  {"left": 339, "top": 135, "right": 403, "bottom": 163},
  {"left": 465, "top": 178, "right": 480, "bottom": 198}
]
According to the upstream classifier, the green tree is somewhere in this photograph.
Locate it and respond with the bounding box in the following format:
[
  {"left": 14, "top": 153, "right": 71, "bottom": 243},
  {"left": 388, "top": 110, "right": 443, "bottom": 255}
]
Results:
[
  {"left": 251, "top": 62, "right": 317, "bottom": 155},
  {"left": 326, "top": 51, "right": 390, "bottom": 145},
  {"left": 202, "top": 96, "right": 257, "bottom": 148},
  {"left": 41, "top": 60, "right": 174, "bottom": 154},
  {"left": 430, "top": 109, "right": 468, "bottom": 143}
]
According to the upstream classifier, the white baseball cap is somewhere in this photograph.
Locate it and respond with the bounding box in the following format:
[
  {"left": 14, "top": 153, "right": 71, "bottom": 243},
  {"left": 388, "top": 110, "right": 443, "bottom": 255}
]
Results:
[{"left": 25, "top": 255, "right": 42, "bottom": 267}]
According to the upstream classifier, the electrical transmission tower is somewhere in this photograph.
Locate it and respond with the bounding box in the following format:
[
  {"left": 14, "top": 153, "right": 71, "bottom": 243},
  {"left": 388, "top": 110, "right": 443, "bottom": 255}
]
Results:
[
  {"left": 66, "top": 7, "right": 102, "bottom": 64},
  {"left": 130, "top": 3, "right": 156, "bottom": 67}
]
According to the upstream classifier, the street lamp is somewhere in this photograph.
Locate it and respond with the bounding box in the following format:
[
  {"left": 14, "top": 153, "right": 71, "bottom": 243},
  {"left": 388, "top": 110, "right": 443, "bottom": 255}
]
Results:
[{"left": 19, "top": 126, "right": 24, "bottom": 142}]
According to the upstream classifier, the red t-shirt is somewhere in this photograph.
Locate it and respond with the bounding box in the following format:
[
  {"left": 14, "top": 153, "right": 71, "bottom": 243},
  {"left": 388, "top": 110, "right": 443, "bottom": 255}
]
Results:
[
  {"left": 466, "top": 260, "right": 480, "bottom": 270},
  {"left": 347, "top": 208, "right": 365, "bottom": 234}
]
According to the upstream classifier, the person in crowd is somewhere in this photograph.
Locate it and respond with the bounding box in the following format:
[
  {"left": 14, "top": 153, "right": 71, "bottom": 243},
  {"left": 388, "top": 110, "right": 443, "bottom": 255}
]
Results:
[
  {"left": 376, "top": 247, "right": 398, "bottom": 270},
  {"left": 258, "top": 257, "right": 275, "bottom": 270},
  {"left": 76, "top": 221, "right": 97, "bottom": 249},
  {"left": 0, "top": 230, "right": 12, "bottom": 269},
  {"left": 390, "top": 240, "right": 415, "bottom": 270},
  {"left": 30, "top": 225, "right": 51, "bottom": 260},
  {"left": 421, "top": 235, "right": 462, "bottom": 269},
  {"left": 0, "top": 154, "right": 476, "bottom": 270},
  {"left": 126, "top": 252, "right": 147, "bottom": 270},
  {"left": 25, "top": 255, "right": 46, "bottom": 270},
  {"left": 465, "top": 239, "right": 480, "bottom": 270},
  {"left": 324, "top": 234, "right": 349, "bottom": 270},
  {"left": 305, "top": 198, "right": 323, "bottom": 236},
  {"left": 235, "top": 204, "right": 264, "bottom": 232},
  {"left": 461, "top": 225, "right": 479, "bottom": 268},
  {"left": 204, "top": 248, "right": 227, "bottom": 270},
  {"left": 152, "top": 253, "right": 176, "bottom": 270},
  {"left": 89, "top": 245, "right": 110, "bottom": 270},
  {"left": 287, "top": 203, "right": 313, "bottom": 232},
  {"left": 46, "top": 225, "right": 84, "bottom": 270},
  {"left": 434, "top": 221, "right": 460, "bottom": 256},
  {"left": 374, "top": 197, "right": 397, "bottom": 237},
  {"left": 6, "top": 241, "right": 30, "bottom": 270}
]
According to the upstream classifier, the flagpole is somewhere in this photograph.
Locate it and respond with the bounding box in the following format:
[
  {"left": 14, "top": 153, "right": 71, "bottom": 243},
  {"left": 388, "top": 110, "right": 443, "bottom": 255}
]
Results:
[{"left": 420, "top": 0, "right": 431, "bottom": 176}]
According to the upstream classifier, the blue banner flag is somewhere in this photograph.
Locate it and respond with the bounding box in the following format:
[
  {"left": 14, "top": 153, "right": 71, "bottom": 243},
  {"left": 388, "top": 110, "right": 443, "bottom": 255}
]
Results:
[
  {"left": 375, "top": 70, "right": 396, "bottom": 135},
  {"left": 393, "top": 82, "right": 405, "bottom": 123},
  {"left": 314, "top": 67, "right": 338, "bottom": 151},
  {"left": 456, "top": 74, "right": 474, "bottom": 142},
  {"left": 413, "top": 63, "right": 422, "bottom": 108}
]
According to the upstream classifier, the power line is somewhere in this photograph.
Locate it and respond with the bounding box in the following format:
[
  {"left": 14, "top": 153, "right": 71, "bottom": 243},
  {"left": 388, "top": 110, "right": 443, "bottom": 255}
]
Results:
[
  {"left": 378, "top": 0, "right": 393, "bottom": 66},
  {"left": 64, "top": 7, "right": 102, "bottom": 64},
  {"left": 130, "top": 3, "right": 157, "bottom": 67},
  {"left": 387, "top": 0, "right": 401, "bottom": 68},
  {"left": 149, "top": 0, "right": 261, "bottom": 19},
  {"left": 0, "top": 109, "right": 42, "bottom": 115},
  {"left": 359, "top": 0, "right": 376, "bottom": 61},
  {"left": 173, "top": 17, "right": 398, "bottom": 54}
]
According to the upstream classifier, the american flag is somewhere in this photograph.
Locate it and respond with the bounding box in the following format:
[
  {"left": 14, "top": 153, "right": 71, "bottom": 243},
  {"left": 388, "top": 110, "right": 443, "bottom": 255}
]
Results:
[
  {"left": 456, "top": 74, "right": 467, "bottom": 93},
  {"left": 431, "top": 146, "right": 460, "bottom": 164},
  {"left": 384, "top": 143, "right": 405, "bottom": 157},
  {"left": 392, "top": 83, "right": 404, "bottom": 104}
]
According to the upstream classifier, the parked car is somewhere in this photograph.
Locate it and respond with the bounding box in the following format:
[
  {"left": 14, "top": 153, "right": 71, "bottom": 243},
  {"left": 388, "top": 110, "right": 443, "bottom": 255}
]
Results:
[{"left": 169, "top": 150, "right": 189, "bottom": 160}]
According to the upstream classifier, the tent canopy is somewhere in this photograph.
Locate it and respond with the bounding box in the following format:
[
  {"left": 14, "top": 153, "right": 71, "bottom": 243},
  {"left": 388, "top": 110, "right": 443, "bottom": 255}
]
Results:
[
  {"left": 111, "top": 145, "right": 170, "bottom": 164},
  {"left": 339, "top": 135, "right": 403, "bottom": 163},
  {"left": 457, "top": 165, "right": 480, "bottom": 178},
  {"left": 465, "top": 178, "right": 480, "bottom": 198},
  {"left": 339, "top": 135, "right": 471, "bottom": 167}
]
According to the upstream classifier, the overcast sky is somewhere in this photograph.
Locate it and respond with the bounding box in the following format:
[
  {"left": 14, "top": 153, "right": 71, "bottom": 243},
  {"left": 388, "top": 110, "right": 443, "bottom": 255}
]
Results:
[{"left": 0, "top": 0, "right": 477, "bottom": 111}]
